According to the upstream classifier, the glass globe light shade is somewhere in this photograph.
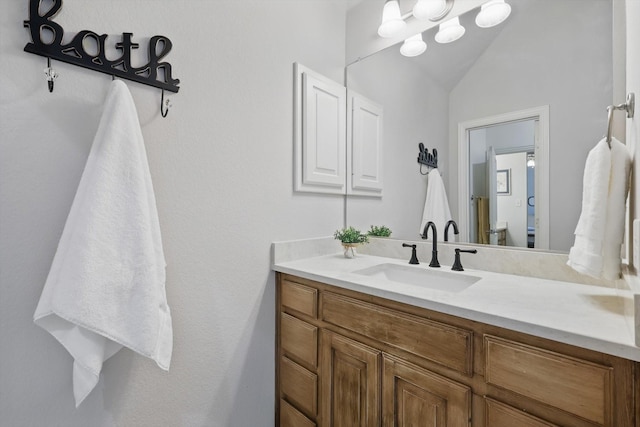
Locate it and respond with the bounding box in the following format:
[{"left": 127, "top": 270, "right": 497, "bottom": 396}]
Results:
[
  {"left": 475, "top": 0, "right": 512, "bottom": 28},
  {"left": 435, "top": 16, "right": 465, "bottom": 43},
  {"left": 412, "top": 0, "right": 447, "bottom": 20},
  {"left": 378, "top": 0, "right": 406, "bottom": 38},
  {"left": 400, "top": 33, "right": 427, "bottom": 57}
]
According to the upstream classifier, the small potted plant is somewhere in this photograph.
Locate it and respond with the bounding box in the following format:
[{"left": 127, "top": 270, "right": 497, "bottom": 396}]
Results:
[
  {"left": 368, "top": 225, "right": 392, "bottom": 238},
  {"left": 334, "top": 226, "right": 369, "bottom": 258}
]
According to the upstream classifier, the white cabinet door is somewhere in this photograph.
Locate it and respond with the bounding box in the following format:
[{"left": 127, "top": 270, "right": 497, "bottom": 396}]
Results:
[
  {"left": 294, "top": 63, "right": 346, "bottom": 194},
  {"left": 348, "top": 90, "right": 383, "bottom": 196}
]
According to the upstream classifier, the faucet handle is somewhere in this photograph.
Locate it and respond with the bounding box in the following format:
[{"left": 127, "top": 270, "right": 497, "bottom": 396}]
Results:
[
  {"left": 402, "top": 243, "right": 419, "bottom": 265},
  {"left": 452, "top": 248, "right": 477, "bottom": 271}
]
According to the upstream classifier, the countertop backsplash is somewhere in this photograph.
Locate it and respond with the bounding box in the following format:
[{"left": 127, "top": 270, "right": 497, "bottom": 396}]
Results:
[{"left": 359, "top": 237, "right": 623, "bottom": 288}]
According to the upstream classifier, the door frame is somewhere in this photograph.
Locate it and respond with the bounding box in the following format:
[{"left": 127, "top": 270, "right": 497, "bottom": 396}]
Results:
[{"left": 457, "top": 105, "right": 550, "bottom": 250}]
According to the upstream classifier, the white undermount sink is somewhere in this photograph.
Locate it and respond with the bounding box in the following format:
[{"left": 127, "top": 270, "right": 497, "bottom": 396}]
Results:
[{"left": 353, "top": 263, "right": 481, "bottom": 292}]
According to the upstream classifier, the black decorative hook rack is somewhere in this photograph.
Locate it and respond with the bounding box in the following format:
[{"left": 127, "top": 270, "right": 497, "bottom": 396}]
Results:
[
  {"left": 23, "top": 0, "right": 180, "bottom": 117},
  {"left": 417, "top": 143, "right": 438, "bottom": 175}
]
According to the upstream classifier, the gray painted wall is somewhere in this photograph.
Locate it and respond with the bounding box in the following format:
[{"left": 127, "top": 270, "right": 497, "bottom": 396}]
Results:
[
  {"left": 346, "top": 47, "right": 450, "bottom": 241},
  {"left": 0, "top": 1, "right": 346, "bottom": 425},
  {"left": 449, "top": 0, "right": 613, "bottom": 251},
  {"left": 1, "top": 0, "right": 639, "bottom": 425},
  {"left": 626, "top": 0, "right": 640, "bottom": 271}
]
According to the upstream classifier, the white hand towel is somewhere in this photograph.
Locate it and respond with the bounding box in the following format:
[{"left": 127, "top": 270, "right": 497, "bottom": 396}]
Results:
[
  {"left": 419, "top": 169, "right": 453, "bottom": 239},
  {"left": 567, "top": 137, "right": 631, "bottom": 279},
  {"left": 34, "top": 80, "right": 173, "bottom": 407}
]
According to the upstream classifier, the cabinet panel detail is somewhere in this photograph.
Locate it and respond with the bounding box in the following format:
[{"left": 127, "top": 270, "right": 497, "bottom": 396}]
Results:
[
  {"left": 322, "top": 292, "right": 472, "bottom": 374},
  {"left": 280, "top": 398, "right": 316, "bottom": 427},
  {"left": 320, "top": 331, "right": 380, "bottom": 427},
  {"left": 281, "top": 312, "right": 318, "bottom": 369},
  {"left": 281, "top": 357, "right": 317, "bottom": 419},
  {"left": 348, "top": 90, "right": 383, "bottom": 196},
  {"left": 302, "top": 71, "right": 346, "bottom": 187},
  {"left": 485, "top": 397, "right": 558, "bottom": 427},
  {"left": 281, "top": 279, "right": 318, "bottom": 318},
  {"left": 484, "top": 335, "right": 612, "bottom": 425},
  {"left": 382, "top": 354, "right": 471, "bottom": 426}
]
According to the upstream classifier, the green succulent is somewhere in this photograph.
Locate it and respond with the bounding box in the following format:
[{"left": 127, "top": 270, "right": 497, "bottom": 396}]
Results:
[
  {"left": 368, "top": 225, "right": 392, "bottom": 237},
  {"left": 334, "top": 226, "right": 369, "bottom": 244}
]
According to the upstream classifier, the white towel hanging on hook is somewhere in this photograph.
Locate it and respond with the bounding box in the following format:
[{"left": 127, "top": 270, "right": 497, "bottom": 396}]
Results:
[
  {"left": 33, "top": 80, "right": 173, "bottom": 407},
  {"left": 419, "top": 168, "right": 452, "bottom": 239},
  {"left": 567, "top": 137, "right": 631, "bottom": 279}
]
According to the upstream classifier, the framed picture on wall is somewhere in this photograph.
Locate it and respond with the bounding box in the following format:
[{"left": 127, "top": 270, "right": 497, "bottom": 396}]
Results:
[{"left": 496, "top": 169, "right": 510, "bottom": 195}]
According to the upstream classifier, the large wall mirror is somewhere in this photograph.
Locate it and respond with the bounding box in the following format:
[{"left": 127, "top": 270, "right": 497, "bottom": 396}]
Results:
[{"left": 346, "top": 0, "right": 617, "bottom": 253}]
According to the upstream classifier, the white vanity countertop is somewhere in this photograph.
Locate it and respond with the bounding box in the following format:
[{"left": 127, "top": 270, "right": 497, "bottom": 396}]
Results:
[{"left": 273, "top": 252, "right": 640, "bottom": 362}]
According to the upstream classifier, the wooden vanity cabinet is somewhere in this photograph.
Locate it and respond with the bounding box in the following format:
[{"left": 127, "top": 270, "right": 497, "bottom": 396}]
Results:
[{"left": 275, "top": 273, "right": 639, "bottom": 427}]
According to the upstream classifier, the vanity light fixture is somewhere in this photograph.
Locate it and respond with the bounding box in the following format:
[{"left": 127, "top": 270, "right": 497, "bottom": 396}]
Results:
[
  {"left": 475, "top": 0, "right": 512, "bottom": 28},
  {"left": 412, "top": 0, "right": 452, "bottom": 21},
  {"left": 400, "top": 33, "right": 427, "bottom": 57},
  {"left": 381, "top": 0, "right": 511, "bottom": 57},
  {"left": 378, "top": 0, "right": 407, "bottom": 37},
  {"left": 434, "top": 16, "right": 465, "bottom": 43},
  {"left": 379, "top": 0, "right": 454, "bottom": 38},
  {"left": 527, "top": 153, "right": 536, "bottom": 168}
]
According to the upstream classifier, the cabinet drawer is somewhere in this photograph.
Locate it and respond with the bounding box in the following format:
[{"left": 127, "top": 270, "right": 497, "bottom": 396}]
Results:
[
  {"left": 485, "top": 397, "right": 558, "bottom": 427},
  {"left": 280, "top": 398, "right": 316, "bottom": 427},
  {"left": 281, "top": 357, "right": 317, "bottom": 419},
  {"left": 484, "top": 335, "right": 613, "bottom": 425},
  {"left": 322, "top": 292, "right": 472, "bottom": 375},
  {"left": 281, "top": 279, "right": 318, "bottom": 318},
  {"left": 281, "top": 313, "right": 318, "bottom": 369}
]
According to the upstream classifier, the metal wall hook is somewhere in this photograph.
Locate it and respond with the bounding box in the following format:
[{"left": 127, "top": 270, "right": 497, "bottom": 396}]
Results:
[
  {"left": 417, "top": 143, "right": 438, "bottom": 175},
  {"left": 606, "top": 92, "right": 635, "bottom": 146},
  {"left": 160, "top": 89, "right": 171, "bottom": 118},
  {"left": 25, "top": 0, "right": 181, "bottom": 112},
  {"left": 44, "top": 57, "right": 57, "bottom": 93}
]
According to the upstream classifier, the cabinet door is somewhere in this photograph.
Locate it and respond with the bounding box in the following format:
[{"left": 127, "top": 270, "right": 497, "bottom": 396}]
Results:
[
  {"left": 320, "top": 331, "right": 380, "bottom": 427},
  {"left": 348, "top": 90, "right": 383, "bottom": 196},
  {"left": 294, "top": 63, "right": 346, "bottom": 194},
  {"left": 382, "top": 354, "right": 471, "bottom": 427}
]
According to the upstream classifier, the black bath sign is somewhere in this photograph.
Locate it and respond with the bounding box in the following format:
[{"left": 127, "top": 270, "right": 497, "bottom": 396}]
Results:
[{"left": 23, "top": 0, "right": 180, "bottom": 93}]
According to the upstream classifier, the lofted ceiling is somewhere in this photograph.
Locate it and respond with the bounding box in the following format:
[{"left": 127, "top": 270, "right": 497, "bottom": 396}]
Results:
[{"left": 351, "top": 0, "right": 534, "bottom": 91}]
